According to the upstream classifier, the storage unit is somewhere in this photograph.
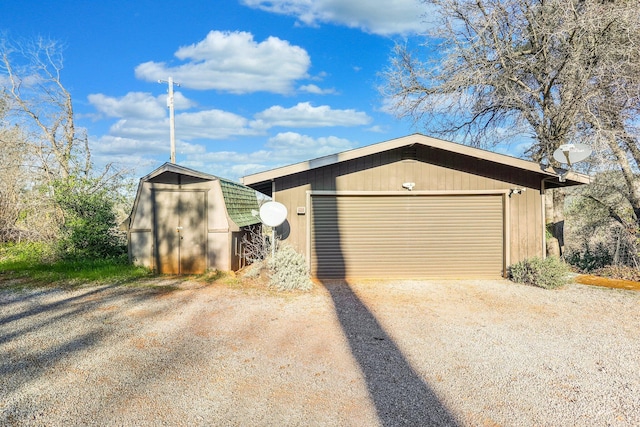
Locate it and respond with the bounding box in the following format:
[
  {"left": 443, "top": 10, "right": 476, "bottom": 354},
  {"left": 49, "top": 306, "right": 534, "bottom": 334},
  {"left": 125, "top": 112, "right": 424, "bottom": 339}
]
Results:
[
  {"left": 124, "top": 163, "right": 260, "bottom": 274},
  {"left": 242, "top": 134, "right": 589, "bottom": 279}
]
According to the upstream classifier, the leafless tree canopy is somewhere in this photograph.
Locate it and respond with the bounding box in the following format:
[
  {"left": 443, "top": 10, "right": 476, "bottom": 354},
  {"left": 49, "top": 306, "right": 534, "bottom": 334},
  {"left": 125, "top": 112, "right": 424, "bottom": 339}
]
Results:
[
  {"left": 0, "top": 36, "right": 131, "bottom": 245},
  {"left": 0, "top": 36, "right": 91, "bottom": 182},
  {"left": 382, "top": 0, "right": 640, "bottom": 245}
]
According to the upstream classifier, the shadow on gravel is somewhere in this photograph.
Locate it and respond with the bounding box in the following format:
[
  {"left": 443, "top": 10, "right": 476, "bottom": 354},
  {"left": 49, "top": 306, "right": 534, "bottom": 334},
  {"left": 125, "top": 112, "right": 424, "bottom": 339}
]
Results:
[
  {"left": 307, "top": 170, "right": 458, "bottom": 426},
  {"left": 0, "top": 285, "right": 118, "bottom": 327},
  {"left": 321, "top": 281, "right": 459, "bottom": 427},
  {"left": 0, "top": 284, "right": 182, "bottom": 398}
]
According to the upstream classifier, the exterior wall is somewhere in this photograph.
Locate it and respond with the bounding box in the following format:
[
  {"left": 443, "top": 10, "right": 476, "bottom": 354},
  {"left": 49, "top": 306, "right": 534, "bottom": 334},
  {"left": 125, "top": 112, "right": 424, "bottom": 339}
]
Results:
[
  {"left": 272, "top": 145, "right": 544, "bottom": 268},
  {"left": 128, "top": 179, "right": 236, "bottom": 272},
  {"left": 128, "top": 182, "right": 154, "bottom": 268}
]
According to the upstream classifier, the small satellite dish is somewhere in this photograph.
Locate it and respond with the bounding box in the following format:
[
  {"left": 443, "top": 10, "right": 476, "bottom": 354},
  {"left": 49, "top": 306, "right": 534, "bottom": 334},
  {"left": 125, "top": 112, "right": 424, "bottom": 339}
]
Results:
[
  {"left": 552, "top": 143, "right": 591, "bottom": 167},
  {"left": 259, "top": 201, "right": 287, "bottom": 227}
]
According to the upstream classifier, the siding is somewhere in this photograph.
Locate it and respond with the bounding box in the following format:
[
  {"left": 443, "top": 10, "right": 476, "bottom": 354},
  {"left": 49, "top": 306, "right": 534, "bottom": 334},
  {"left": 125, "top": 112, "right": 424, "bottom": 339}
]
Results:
[{"left": 273, "top": 147, "right": 543, "bottom": 273}]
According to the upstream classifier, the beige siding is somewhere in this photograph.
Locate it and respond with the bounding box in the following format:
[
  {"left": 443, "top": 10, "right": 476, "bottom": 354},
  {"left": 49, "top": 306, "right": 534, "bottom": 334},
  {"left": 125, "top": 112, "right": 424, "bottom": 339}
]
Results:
[
  {"left": 310, "top": 194, "right": 504, "bottom": 279},
  {"left": 275, "top": 152, "right": 544, "bottom": 275},
  {"left": 129, "top": 230, "right": 152, "bottom": 268},
  {"left": 207, "top": 232, "right": 230, "bottom": 271},
  {"left": 208, "top": 181, "right": 231, "bottom": 231},
  {"left": 129, "top": 179, "right": 238, "bottom": 273}
]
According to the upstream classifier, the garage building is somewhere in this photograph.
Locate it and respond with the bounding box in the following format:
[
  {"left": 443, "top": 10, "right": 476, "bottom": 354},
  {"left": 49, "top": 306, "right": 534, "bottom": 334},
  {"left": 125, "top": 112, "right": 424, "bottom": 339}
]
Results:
[{"left": 241, "top": 134, "right": 589, "bottom": 279}]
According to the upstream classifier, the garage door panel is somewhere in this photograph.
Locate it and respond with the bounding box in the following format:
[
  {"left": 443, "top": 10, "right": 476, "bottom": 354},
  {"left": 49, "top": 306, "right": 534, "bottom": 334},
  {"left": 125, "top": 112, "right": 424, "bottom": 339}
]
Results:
[{"left": 311, "top": 194, "right": 504, "bottom": 279}]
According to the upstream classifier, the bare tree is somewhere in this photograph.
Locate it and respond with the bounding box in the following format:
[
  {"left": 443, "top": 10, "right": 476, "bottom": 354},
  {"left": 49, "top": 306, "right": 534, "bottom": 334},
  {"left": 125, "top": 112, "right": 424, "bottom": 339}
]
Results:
[
  {"left": 0, "top": 36, "right": 131, "bottom": 248},
  {"left": 0, "top": 36, "right": 90, "bottom": 183},
  {"left": 381, "top": 0, "right": 640, "bottom": 255}
]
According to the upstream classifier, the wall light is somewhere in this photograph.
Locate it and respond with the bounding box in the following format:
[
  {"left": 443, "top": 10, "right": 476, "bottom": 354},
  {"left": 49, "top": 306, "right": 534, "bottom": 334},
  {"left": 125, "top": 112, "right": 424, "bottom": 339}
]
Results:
[
  {"left": 509, "top": 188, "right": 526, "bottom": 197},
  {"left": 402, "top": 182, "right": 415, "bottom": 191}
]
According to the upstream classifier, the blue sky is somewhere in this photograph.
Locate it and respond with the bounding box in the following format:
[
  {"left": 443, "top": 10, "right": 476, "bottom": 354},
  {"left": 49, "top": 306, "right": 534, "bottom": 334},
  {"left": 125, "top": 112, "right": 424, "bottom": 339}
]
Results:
[{"left": 2, "top": 0, "right": 474, "bottom": 181}]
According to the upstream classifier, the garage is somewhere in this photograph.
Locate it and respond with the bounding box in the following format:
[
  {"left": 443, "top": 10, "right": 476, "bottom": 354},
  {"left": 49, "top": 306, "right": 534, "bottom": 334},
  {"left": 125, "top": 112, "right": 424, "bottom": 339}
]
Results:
[
  {"left": 241, "top": 134, "right": 589, "bottom": 279},
  {"left": 310, "top": 193, "right": 504, "bottom": 278}
]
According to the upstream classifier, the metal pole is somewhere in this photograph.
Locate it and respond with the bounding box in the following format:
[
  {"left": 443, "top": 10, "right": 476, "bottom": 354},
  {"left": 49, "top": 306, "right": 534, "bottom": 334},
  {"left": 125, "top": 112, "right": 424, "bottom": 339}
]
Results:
[
  {"left": 168, "top": 77, "right": 176, "bottom": 164},
  {"left": 158, "top": 78, "right": 180, "bottom": 164}
]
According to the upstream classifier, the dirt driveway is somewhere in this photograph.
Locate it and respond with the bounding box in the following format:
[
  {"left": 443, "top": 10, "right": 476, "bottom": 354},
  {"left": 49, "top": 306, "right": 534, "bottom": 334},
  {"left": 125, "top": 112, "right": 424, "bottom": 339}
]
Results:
[{"left": 1, "top": 279, "right": 639, "bottom": 426}]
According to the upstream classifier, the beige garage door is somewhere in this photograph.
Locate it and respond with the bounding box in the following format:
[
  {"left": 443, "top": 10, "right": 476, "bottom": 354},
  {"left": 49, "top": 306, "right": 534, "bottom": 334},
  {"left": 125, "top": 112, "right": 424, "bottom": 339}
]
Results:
[{"left": 310, "top": 194, "right": 504, "bottom": 279}]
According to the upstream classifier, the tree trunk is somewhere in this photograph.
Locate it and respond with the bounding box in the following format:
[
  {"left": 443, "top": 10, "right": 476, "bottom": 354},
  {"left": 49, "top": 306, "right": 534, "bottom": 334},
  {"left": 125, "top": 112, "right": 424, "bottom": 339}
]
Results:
[{"left": 545, "top": 189, "right": 565, "bottom": 257}]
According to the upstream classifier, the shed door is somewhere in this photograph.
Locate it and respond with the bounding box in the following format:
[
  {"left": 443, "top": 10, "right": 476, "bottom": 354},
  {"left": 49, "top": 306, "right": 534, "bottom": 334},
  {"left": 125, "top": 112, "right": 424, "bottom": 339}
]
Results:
[
  {"left": 154, "top": 190, "right": 206, "bottom": 274},
  {"left": 310, "top": 194, "right": 504, "bottom": 279}
]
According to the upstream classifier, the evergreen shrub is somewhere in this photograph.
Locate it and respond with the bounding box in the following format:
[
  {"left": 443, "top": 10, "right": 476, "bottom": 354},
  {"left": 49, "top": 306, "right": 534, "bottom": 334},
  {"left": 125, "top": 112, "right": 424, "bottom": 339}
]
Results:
[
  {"left": 509, "top": 256, "right": 570, "bottom": 289},
  {"left": 267, "top": 245, "right": 312, "bottom": 291},
  {"left": 565, "top": 243, "right": 613, "bottom": 272}
]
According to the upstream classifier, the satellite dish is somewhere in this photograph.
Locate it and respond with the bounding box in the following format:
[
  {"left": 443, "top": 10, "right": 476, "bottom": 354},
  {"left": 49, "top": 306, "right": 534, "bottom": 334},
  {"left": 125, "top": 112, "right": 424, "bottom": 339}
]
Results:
[
  {"left": 552, "top": 143, "right": 591, "bottom": 167},
  {"left": 259, "top": 201, "right": 287, "bottom": 227}
]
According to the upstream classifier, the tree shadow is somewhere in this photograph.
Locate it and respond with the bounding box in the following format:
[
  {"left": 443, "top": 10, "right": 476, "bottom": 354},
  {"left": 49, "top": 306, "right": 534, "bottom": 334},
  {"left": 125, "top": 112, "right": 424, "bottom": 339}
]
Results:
[
  {"left": 308, "top": 171, "right": 458, "bottom": 426},
  {"left": 0, "top": 284, "right": 184, "bottom": 398},
  {"left": 322, "top": 281, "right": 459, "bottom": 426}
]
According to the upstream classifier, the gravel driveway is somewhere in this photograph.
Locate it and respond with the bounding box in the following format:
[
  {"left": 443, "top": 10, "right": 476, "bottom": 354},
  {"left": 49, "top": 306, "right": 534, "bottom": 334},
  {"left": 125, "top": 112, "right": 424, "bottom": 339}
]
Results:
[{"left": 1, "top": 278, "right": 639, "bottom": 426}]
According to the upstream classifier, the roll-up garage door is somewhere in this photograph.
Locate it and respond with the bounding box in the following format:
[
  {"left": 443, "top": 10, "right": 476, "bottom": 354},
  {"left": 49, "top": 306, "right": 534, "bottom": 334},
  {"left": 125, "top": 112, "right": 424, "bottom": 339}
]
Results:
[{"left": 310, "top": 194, "right": 504, "bottom": 279}]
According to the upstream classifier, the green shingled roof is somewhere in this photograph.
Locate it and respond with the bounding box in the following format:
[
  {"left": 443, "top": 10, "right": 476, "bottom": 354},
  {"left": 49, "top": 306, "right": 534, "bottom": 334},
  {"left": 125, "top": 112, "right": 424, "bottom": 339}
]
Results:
[{"left": 219, "top": 178, "right": 261, "bottom": 227}]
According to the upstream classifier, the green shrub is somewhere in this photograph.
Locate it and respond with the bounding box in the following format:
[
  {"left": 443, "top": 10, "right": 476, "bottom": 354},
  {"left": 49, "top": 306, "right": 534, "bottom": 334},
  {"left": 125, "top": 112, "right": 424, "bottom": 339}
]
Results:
[
  {"left": 565, "top": 243, "right": 613, "bottom": 272},
  {"left": 54, "top": 178, "right": 126, "bottom": 260},
  {"left": 509, "top": 256, "right": 570, "bottom": 289},
  {"left": 267, "top": 245, "right": 312, "bottom": 291},
  {"left": 0, "top": 241, "right": 54, "bottom": 264}
]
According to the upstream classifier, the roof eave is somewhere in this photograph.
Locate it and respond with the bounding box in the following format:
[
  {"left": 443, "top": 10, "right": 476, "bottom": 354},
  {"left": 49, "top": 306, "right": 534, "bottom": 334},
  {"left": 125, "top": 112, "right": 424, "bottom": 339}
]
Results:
[
  {"left": 241, "top": 134, "right": 591, "bottom": 188},
  {"left": 142, "top": 162, "right": 218, "bottom": 182}
]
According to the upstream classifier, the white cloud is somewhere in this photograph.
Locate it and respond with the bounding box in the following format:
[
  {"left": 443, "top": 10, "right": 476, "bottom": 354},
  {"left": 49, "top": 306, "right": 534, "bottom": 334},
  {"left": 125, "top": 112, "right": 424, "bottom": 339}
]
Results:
[
  {"left": 88, "top": 92, "right": 165, "bottom": 119},
  {"left": 134, "top": 31, "right": 311, "bottom": 94},
  {"left": 366, "top": 125, "right": 387, "bottom": 133},
  {"left": 108, "top": 118, "right": 169, "bottom": 140},
  {"left": 265, "top": 132, "right": 354, "bottom": 158},
  {"left": 92, "top": 100, "right": 371, "bottom": 146},
  {"left": 91, "top": 135, "right": 170, "bottom": 156},
  {"left": 182, "top": 132, "right": 356, "bottom": 181},
  {"left": 299, "top": 84, "right": 337, "bottom": 95},
  {"left": 253, "top": 102, "right": 371, "bottom": 128},
  {"left": 89, "top": 135, "right": 208, "bottom": 176},
  {"left": 176, "top": 110, "right": 263, "bottom": 139},
  {"left": 104, "top": 109, "right": 265, "bottom": 142},
  {"left": 87, "top": 91, "right": 196, "bottom": 119},
  {"left": 240, "top": 0, "right": 426, "bottom": 35}
]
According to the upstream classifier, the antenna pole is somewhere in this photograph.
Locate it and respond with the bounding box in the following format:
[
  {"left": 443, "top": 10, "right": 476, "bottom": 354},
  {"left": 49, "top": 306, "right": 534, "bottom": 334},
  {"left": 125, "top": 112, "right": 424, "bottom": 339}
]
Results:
[
  {"left": 158, "top": 77, "right": 180, "bottom": 164},
  {"left": 168, "top": 77, "right": 176, "bottom": 164}
]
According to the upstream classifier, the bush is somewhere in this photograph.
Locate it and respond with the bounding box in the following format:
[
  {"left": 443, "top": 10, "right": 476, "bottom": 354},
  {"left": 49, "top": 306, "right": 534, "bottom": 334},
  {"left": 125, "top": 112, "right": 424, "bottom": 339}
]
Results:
[
  {"left": 267, "top": 245, "right": 312, "bottom": 291},
  {"left": 565, "top": 243, "right": 613, "bottom": 272},
  {"left": 509, "top": 256, "right": 570, "bottom": 289},
  {"left": 0, "top": 241, "right": 54, "bottom": 264},
  {"left": 243, "top": 261, "right": 264, "bottom": 279},
  {"left": 54, "top": 178, "right": 126, "bottom": 260}
]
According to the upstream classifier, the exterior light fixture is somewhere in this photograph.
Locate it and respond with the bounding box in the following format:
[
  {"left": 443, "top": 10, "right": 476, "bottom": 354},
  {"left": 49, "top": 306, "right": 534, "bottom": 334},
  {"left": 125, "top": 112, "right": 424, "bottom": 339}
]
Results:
[
  {"left": 509, "top": 188, "right": 526, "bottom": 197},
  {"left": 402, "top": 182, "right": 415, "bottom": 191}
]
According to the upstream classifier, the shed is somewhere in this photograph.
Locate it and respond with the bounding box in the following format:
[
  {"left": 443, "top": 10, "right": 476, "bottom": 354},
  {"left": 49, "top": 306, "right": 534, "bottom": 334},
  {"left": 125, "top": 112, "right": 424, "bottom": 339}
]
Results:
[
  {"left": 241, "top": 134, "right": 589, "bottom": 279},
  {"left": 125, "top": 163, "right": 260, "bottom": 274}
]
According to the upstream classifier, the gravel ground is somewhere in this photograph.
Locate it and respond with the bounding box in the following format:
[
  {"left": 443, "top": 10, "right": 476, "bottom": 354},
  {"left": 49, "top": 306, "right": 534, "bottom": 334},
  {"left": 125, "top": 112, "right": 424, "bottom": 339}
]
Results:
[{"left": 0, "top": 278, "right": 639, "bottom": 426}]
